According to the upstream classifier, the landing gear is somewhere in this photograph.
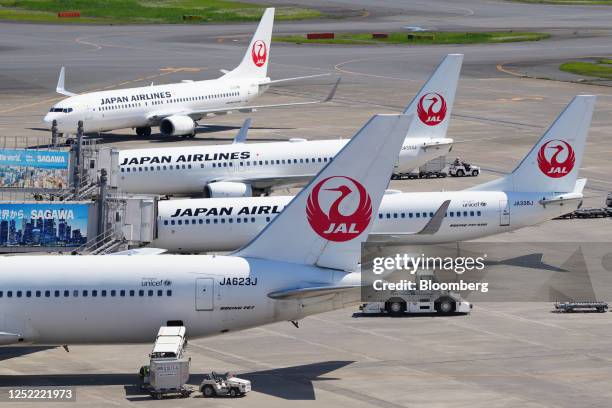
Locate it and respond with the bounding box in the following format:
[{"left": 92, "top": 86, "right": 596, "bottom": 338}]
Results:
[{"left": 136, "top": 126, "right": 152, "bottom": 137}]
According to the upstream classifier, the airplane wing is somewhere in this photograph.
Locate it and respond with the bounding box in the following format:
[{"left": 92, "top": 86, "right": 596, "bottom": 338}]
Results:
[
  {"left": 0, "top": 331, "right": 22, "bottom": 345},
  {"left": 146, "top": 78, "right": 340, "bottom": 124},
  {"left": 109, "top": 248, "right": 168, "bottom": 256},
  {"left": 213, "top": 174, "right": 315, "bottom": 192},
  {"left": 368, "top": 200, "right": 451, "bottom": 241},
  {"left": 267, "top": 285, "right": 360, "bottom": 300}
]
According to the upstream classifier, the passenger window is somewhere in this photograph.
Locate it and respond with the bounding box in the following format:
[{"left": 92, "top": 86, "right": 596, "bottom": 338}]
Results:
[
  {"left": 54, "top": 290, "right": 60, "bottom": 297},
  {"left": 393, "top": 213, "right": 398, "bottom": 219},
  {"left": 26, "top": 290, "right": 31, "bottom": 298},
  {"left": 470, "top": 211, "right": 474, "bottom": 216},
  {"left": 477, "top": 211, "right": 482, "bottom": 216},
  {"left": 73, "top": 290, "right": 78, "bottom": 297},
  {"left": 7, "top": 291, "right": 12, "bottom": 298},
  {"left": 17, "top": 291, "right": 22, "bottom": 298},
  {"left": 139, "top": 290, "right": 144, "bottom": 297},
  {"left": 378, "top": 214, "right": 382, "bottom": 219},
  {"left": 101, "top": 290, "right": 107, "bottom": 297},
  {"left": 83, "top": 290, "right": 88, "bottom": 297},
  {"left": 251, "top": 217, "right": 255, "bottom": 223},
  {"left": 130, "top": 290, "right": 135, "bottom": 297},
  {"left": 36, "top": 290, "right": 41, "bottom": 297},
  {"left": 0, "top": 291, "right": 3, "bottom": 298},
  {"left": 120, "top": 290, "right": 126, "bottom": 297},
  {"left": 463, "top": 211, "right": 468, "bottom": 216},
  {"left": 64, "top": 290, "right": 69, "bottom": 297},
  {"left": 92, "top": 290, "right": 98, "bottom": 297},
  {"left": 167, "top": 290, "right": 172, "bottom": 296},
  {"left": 386, "top": 214, "right": 390, "bottom": 219},
  {"left": 45, "top": 290, "right": 50, "bottom": 297},
  {"left": 416, "top": 213, "right": 420, "bottom": 218},
  {"left": 148, "top": 290, "right": 153, "bottom": 297}
]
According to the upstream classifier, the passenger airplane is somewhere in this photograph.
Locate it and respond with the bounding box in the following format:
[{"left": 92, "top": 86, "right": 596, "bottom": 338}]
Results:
[
  {"left": 0, "top": 113, "right": 427, "bottom": 345},
  {"left": 117, "top": 54, "right": 463, "bottom": 197},
  {"left": 152, "top": 95, "right": 594, "bottom": 253},
  {"left": 42, "top": 8, "right": 330, "bottom": 138}
]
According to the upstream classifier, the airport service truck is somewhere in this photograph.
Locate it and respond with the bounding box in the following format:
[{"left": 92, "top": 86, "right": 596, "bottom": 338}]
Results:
[
  {"left": 360, "top": 272, "right": 472, "bottom": 316},
  {"left": 392, "top": 156, "right": 447, "bottom": 180},
  {"left": 139, "top": 326, "right": 192, "bottom": 399}
]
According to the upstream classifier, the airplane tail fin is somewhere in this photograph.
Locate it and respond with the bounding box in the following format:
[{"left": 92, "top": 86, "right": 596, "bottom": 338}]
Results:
[
  {"left": 472, "top": 95, "right": 596, "bottom": 193},
  {"left": 234, "top": 114, "right": 415, "bottom": 271},
  {"left": 223, "top": 8, "right": 274, "bottom": 80},
  {"left": 403, "top": 54, "right": 463, "bottom": 140},
  {"left": 56, "top": 66, "right": 77, "bottom": 97}
]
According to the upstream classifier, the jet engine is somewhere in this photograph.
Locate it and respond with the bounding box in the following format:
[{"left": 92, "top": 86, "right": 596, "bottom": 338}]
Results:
[
  {"left": 205, "top": 181, "right": 253, "bottom": 198},
  {"left": 160, "top": 115, "right": 196, "bottom": 137}
]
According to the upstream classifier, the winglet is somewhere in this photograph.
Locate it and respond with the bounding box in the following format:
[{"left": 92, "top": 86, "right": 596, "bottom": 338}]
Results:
[
  {"left": 56, "top": 66, "right": 77, "bottom": 97},
  {"left": 417, "top": 200, "right": 450, "bottom": 235},
  {"left": 323, "top": 77, "right": 341, "bottom": 103},
  {"left": 368, "top": 200, "right": 451, "bottom": 241},
  {"left": 232, "top": 118, "right": 252, "bottom": 144}
]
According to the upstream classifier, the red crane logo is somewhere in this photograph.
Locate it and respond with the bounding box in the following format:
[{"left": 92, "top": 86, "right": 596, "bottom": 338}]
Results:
[
  {"left": 417, "top": 92, "right": 447, "bottom": 126},
  {"left": 537, "top": 140, "right": 575, "bottom": 178},
  {"left": 306, "top": 176, "right": 372, "bottom": 242},
  {"left": 251, "top": 40, "right": 267, "bottom": 67}
]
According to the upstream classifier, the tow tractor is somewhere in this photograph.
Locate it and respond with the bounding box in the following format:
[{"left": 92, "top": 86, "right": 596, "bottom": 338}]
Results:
[
  {"left": 139, "top": 326, "right": 192, "bottom": 399},
  {"left": 448, "top": 158, "right": 480, "bottom": 177},
  {"left": 199, "top": 372, "right": 251, "bottom": 398},
  {"left": 360, "top": 271, "right": 472, "bottom": 316}
]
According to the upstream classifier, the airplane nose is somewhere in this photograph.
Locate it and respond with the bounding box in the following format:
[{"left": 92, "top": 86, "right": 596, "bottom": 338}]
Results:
[{"left": 42, "top": 114, "right": 52, "bottom": 129}]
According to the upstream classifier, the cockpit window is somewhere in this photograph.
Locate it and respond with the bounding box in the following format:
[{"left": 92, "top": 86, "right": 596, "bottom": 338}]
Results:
[
  {"left": 63, "top": 108, "right": 73, "bottom": 113},
  {"left": 49, "top": 108, "right": 73, "bottom": 113}
]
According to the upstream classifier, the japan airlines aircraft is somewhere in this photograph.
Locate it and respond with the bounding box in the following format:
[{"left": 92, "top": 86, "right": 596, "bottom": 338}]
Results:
[
  {"left": 152, "top": 95, "right": 594, "bottom": 253},
  {"left": 42, "top": 8, "right": 330, "bottom": 138},
  {"left": 0, "top": 113, "right": 431, "bottom": 345},
  {"left": 117, "top": 54, "right": 463, "bottom": 197}
]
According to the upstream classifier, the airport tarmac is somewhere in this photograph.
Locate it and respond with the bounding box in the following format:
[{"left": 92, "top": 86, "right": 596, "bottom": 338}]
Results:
[{"left": 0, "top": 0, "right": 611, "bottom": 406}]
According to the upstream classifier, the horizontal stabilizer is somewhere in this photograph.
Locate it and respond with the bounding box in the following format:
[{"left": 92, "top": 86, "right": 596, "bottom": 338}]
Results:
[
  {"left": 268, "top": 285, "right": 359, "bottom": 300},
  {"left": 539, "top": 178, "right": 587, "bottom": 206}
]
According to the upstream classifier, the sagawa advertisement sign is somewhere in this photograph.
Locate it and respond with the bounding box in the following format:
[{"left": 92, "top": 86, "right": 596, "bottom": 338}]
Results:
[
  {"left": 0, "top": 149, "right": 70, "bottom": 189},
  {"left": 0, "top": 203, "right": 90, "bottom": 248}
]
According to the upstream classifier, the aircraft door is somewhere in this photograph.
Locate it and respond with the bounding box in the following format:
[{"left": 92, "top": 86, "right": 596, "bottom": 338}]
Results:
[
  {"left": 195, "top": 278, "right": 214, "bottom": 311},
  {"left": 499, "top": 200, "right": 510, "bottom": 226}
]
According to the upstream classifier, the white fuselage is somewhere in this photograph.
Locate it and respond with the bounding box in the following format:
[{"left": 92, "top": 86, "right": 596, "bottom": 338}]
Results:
[
  {"left": 43, "top": 77, "right": 265, "bottom": 134},
  {"left": 152, "top": 190, "right": 580, "bottom": 252},
  {"left": 0, "top": 255, "right": 359, "bottom": 344},
  {"left": 118, "top": 137, "right": 452, "bottom": 195}
]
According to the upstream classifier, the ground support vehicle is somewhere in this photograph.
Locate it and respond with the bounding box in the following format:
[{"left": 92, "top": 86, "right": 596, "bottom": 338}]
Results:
[{"left": 199, "top": 372, "right": 251, "bottom": 398}]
